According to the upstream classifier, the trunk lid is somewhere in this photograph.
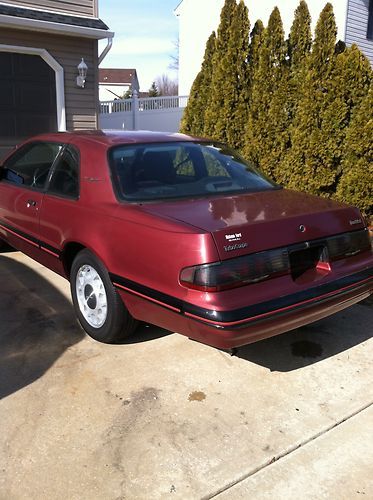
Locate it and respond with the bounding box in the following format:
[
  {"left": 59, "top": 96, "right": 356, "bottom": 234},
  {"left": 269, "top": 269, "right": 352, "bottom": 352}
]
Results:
[{"left": 140, "top": 189, "right": 364, "bottom": 260}]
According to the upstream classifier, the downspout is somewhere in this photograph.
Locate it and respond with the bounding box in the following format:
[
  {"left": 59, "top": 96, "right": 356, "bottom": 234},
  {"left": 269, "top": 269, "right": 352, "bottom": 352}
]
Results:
[
  {"left": 97, "top": 36, "right": 113, "bottom": 129},
  {"left": 98, "top": 36, "right": 113, "bottom": 65}
]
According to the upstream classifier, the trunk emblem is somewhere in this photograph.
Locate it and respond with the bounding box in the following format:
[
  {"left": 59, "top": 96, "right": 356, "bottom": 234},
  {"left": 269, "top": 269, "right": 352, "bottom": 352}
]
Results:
[
  {"left": 299, "top": 225, "right": 306, "bottom": 233},
  {"left": 349, "top": 219, "right": 362, "bottom": 226},
  {"left": 224, "top": 232, "right": 248, "bottom": 251},
  {"left": 224, "top": 242, "right": 248, "bottom": 252}
]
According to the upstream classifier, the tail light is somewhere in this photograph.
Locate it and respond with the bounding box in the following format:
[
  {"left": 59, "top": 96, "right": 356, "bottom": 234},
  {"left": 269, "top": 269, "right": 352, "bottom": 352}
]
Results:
[
  {"left": 327, "top": 229, "right": 371, "bottom": 260},
  {"left": 180, "top": 248, "right": 289, "bottom": 292},
  {"left": 180, "top": 229, "right": 371, "bottom": 292}
]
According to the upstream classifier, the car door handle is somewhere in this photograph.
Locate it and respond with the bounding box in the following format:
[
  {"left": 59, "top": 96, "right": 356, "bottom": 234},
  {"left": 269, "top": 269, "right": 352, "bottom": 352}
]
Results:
[{"left": 26, "top": 199, "right": 37, "bottom": 208}]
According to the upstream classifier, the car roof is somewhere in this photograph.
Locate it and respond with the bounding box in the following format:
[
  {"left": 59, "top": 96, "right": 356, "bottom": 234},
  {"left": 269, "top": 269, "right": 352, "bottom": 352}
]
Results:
[{"left": 31, "top": 130, "right": 205, "bottom": 147}]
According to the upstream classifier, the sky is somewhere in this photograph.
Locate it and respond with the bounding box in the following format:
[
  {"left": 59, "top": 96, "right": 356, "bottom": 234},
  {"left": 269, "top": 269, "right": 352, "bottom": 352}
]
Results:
[{"left": 98, "top": 0, "right": 180, "bottom": 91}]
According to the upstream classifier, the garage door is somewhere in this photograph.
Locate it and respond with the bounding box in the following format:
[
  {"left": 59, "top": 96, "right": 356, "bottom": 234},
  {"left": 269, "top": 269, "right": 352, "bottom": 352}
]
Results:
[{"left": 0, "top": 52, "right": 57, "bottom": 159}]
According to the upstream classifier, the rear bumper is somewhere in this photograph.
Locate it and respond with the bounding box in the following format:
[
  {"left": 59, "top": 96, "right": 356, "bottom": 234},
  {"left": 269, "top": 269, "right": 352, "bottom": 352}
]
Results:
[
  {"left": 113, "top": 267, "right": 373, "bottom": 349},
  {"left": 188, "top": 276, "right": 372, "bottom": 348},
  {"left": 184, "top": 268, "right": 373, "bottom": 329}
]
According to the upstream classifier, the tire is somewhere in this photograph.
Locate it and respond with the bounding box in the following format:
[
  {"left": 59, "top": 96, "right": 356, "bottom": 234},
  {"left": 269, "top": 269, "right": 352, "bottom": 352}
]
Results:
[{"left": 70, "top": 249, "right": 138, "bottom": 343}]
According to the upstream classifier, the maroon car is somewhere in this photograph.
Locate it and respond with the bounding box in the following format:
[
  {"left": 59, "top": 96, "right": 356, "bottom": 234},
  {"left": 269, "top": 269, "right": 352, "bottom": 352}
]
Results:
[{"left": 0, "top": 131, "right": 372, "bottom": 348}]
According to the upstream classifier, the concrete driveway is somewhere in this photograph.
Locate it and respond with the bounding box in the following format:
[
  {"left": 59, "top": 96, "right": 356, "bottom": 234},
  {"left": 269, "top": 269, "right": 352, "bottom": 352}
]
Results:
[{"left": 0, "top": 250, "right": 372, "bottom": 500}]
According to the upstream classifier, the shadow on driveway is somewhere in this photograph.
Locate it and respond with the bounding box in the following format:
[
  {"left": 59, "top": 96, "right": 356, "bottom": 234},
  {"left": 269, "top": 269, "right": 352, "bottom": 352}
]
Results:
[
  {"left": 0, "top": 254, "right": 85, "bottom": 399},
  {"left": 0, "top": 253, "right": 171, "bottom": 399},
  {"left": 118, "top": 322, "right": 171, "bottom": 344},
  {"left": 0, "top": 242, "right": 15, "bottom": 253},
  {"left": 235, "top": 305, "right": 372, "bottom": 372}
]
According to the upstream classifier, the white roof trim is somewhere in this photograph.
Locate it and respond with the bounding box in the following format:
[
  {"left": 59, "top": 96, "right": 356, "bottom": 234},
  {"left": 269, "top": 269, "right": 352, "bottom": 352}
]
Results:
[{"left": 0, "top": 13, "right": 114, "bottom": 39}]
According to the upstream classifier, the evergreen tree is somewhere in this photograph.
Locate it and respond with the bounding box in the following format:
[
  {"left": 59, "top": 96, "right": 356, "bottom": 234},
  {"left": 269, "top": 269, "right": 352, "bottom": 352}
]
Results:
[
  {"left": 242, "top": 20, "right": 264, "bottom": 161},
  {"left": 244, "top": 7, "right": 288, "bottom": 178},
  {"left": 281, "top": 3, "right": 338, "bottom": 194},
  {"left": 148, "top": 81, "right": 159, "bottom": 97},
  {"left": 180, "top": 32, "right": 216, "bottom": 135},
  {"left": 333, "top": 44, "right": 372, "bottom": 124},
  {"left": 203, "top": 0, "right": 238, "bottom": 139},
  {"left": 288, "top": 1, "right": 312, "bottom": 69},
  {"left": 122, "top": 88, "right": 132, "bottom": 99},
  {"left": 336, "top": 83, "right": 373, "bottom": 216},
  {"left": 222, "top": 0, "right": 250, "bottom": 149},
  {"left": 311, "top": 3, "right": 337, "bottom": 78},
  {"left": 247, "top": 20, "right": 264, "bottom": 89},
  {"left": 319, "top": 44, "right": 372, "bottom": 194},
  {"left": 272, "top": 0, "right": 311, "bottom": 185},
  {"left": 287, "top": 1, "right": 312, "bottom": 119}
]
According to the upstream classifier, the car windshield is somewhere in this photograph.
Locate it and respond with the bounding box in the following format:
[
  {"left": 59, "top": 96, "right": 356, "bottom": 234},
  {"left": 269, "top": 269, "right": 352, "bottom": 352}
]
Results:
[{"left": 108, "top": 141, "right": 278, "bottom": 202}]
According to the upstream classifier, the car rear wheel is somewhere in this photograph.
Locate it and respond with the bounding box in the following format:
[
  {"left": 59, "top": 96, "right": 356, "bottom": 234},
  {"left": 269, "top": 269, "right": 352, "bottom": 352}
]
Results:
[{"left": 70, "top": 249, "right": 138, "bottom": 343}]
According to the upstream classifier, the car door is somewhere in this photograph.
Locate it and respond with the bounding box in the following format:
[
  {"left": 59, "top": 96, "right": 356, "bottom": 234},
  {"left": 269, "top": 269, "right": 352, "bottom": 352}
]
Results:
[{"left": 0, "top": 141, "right": 62, "bottom": 257}]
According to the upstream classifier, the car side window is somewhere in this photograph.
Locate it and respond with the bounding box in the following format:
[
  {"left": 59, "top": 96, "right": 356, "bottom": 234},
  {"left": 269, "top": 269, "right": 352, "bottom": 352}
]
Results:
[
  {"left": 47, "top": 145, "right": 79, "bottom": 199},
  {"left": 2, "top": 142, "right": 62, "bottom": 189}
]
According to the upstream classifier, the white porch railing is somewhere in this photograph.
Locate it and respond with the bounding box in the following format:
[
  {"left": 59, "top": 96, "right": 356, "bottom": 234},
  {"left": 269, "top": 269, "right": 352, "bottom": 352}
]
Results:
[{"left": 99, "top": 93, "right": 189, "bottom": 133}]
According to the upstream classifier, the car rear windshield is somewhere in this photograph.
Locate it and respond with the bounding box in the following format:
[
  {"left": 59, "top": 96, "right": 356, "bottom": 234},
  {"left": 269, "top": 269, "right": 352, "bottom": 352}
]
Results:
[{"left": 108, "top": 141, "right": 278, "bottom": 202}]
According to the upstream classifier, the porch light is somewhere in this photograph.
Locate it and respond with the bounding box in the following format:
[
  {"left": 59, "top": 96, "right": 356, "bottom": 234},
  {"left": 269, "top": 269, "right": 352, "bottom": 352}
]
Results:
[{"left": 76, "top": 58, "right": 88, "bottom": 88}]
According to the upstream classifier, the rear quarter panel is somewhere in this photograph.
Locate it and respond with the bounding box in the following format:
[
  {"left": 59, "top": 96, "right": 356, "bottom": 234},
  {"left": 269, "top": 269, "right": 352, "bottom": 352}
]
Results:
[
  {"left": 106, "top": 205, "right": 218, "bottom": 299},
  {"left": 51, "top": 138, "right": 219, "bottom": 300}
]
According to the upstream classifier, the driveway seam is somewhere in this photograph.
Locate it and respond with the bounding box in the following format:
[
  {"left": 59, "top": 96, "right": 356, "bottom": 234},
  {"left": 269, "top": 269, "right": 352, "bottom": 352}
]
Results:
[{"left": 204, "top": 400, "right": 373, "bottom": 499}]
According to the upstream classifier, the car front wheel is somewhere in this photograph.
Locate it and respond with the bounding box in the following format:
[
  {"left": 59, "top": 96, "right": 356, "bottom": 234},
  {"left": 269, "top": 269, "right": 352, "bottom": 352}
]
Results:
[{"left": 70, "top": 249, "right": 138, "bottom": 343}]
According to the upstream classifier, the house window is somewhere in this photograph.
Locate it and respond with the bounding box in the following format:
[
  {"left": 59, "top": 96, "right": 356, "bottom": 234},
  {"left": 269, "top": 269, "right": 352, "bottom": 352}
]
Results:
[{"left": 368, "top": 0, "right": 373, "bottom": 40}]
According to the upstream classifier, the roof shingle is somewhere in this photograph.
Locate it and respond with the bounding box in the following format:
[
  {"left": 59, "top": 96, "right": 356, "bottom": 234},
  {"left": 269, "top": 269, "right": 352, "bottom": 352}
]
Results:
[{"left": 99, "top": 69, "right": 138, "bottom": 84}]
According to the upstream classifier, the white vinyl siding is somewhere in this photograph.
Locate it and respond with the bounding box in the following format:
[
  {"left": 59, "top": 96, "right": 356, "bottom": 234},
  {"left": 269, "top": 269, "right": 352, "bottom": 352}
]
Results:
[{"left": 345, "top": 0, "right": 373, "bottom": 65}]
